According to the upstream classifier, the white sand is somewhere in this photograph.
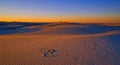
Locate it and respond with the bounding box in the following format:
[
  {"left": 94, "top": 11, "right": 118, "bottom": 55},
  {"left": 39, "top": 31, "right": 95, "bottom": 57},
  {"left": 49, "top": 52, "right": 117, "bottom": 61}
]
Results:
[{"left": 0, "top": 23, "right": 120, "bottom": 65}]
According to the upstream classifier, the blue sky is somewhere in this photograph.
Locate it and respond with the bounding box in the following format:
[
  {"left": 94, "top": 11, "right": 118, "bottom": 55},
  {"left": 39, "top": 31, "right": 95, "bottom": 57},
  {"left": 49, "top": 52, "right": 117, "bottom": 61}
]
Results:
[{"left": 0, "top": 0, "right": 120, "bottom": 22}]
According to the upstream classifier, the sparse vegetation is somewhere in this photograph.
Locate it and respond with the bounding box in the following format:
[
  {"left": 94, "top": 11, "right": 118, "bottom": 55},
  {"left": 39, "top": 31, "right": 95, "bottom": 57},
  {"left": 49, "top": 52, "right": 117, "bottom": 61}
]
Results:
[{"left": 39, "top": 48, "right": 57, "bottom": 57}]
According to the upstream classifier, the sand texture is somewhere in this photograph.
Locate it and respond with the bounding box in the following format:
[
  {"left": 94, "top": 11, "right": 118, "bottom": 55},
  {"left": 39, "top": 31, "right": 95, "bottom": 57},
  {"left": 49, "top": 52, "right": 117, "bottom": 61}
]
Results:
[{"left": 0, "top": 22, "right": 120, "bottom": 65}]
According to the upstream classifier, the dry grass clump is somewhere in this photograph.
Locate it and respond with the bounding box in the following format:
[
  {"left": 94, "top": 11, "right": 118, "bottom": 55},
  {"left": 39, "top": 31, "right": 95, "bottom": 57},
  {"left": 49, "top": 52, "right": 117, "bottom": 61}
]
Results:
[{"left": 39, "top": 48, "right": 57, "bottom": 57}]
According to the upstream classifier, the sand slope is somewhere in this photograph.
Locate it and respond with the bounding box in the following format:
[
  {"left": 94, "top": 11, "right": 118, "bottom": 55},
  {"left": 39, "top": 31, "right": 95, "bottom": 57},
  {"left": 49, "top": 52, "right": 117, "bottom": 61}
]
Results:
[{"left": 0, "top": 22, "right": 120, "bottom": 65}]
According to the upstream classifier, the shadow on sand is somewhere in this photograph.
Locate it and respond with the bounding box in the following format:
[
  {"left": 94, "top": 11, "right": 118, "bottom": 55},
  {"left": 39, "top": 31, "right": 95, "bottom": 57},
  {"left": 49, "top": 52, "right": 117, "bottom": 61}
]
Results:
[
  {"left": 0, "top": 22, "right": 120, "bottom": 35},
  {"left": 0, "top": 22, "right": 50, "bottom": 35}
]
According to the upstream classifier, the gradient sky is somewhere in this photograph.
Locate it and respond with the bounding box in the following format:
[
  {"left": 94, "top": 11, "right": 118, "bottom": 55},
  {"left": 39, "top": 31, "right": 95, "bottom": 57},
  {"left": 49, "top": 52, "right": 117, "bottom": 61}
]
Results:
[{"left": 0, "top": 0, "right": 120, "bottom": 23}]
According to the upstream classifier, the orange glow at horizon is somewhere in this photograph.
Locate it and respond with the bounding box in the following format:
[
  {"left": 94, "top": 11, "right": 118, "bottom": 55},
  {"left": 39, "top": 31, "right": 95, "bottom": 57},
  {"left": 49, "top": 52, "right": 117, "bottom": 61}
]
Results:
[{"left": 0, "top": 16, "right": 120, "bottom": 23}]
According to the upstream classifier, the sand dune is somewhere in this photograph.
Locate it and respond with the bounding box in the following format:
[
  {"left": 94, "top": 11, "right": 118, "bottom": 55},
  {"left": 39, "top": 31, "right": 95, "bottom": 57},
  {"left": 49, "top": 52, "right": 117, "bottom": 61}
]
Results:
[
  {"left": 0, "top": 22, "right": 120, "bottom": 65},
  {"left": 0, "top": 22, "right": 120, "bottom": 35},
  {"left": 35, "top": 24, "right": 120, "bottom": 35},
  {"left": 0, "top": 22, "right": 49, "bottom": 35}
]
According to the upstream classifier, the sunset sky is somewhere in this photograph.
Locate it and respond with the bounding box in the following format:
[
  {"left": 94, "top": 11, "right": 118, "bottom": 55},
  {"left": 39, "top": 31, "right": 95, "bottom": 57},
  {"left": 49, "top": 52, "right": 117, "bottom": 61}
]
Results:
[{"left": 0, "top": 0, "right": 120, "bottom": 23}]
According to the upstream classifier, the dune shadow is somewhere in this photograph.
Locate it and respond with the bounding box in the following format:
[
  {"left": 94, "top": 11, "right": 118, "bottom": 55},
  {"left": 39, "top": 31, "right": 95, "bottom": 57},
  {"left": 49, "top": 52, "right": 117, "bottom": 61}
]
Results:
[
  {"left": 0, "top": 22, "right": 120, "bottom": 35},
  {"left": 39, "top": 23, "right": 120, "bottom": 35},
  {"left": 73, "top": 25, "right": 120, "bottom": 34},
  {"left": 0, "top": 22, "right": 50, "bottom": 35}
]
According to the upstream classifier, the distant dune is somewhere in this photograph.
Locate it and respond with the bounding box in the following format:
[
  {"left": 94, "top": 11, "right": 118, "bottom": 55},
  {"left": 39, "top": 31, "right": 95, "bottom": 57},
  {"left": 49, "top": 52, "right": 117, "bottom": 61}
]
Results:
[
  {"left": 0, "top": 22, "right": 120, "bottom": 35},
  {"left": 0, "top": 22, "right": 120, "bottom": 65}
]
